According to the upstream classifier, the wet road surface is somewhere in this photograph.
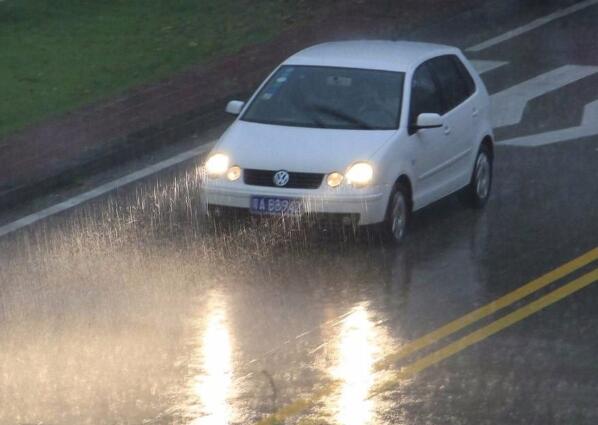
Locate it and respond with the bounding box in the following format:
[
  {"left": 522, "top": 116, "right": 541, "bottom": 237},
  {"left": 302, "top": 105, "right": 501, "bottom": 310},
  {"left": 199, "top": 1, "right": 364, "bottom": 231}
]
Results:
[{"left": 1, "top": 1, "right": 598, "bottom": 424}]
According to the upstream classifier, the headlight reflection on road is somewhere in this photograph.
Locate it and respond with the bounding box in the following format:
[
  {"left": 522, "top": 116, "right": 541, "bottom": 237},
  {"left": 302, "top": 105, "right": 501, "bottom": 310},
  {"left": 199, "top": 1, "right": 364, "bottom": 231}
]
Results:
[
  {"left": 332, "top": 304, "right": 381, "bottom": 425},
  {"left": 188, "top": 292, "right": 235, "bottom": 425}
]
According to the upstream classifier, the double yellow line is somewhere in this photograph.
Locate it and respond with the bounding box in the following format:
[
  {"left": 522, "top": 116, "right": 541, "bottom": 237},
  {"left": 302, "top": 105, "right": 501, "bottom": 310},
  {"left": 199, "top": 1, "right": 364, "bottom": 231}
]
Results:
[
  {"left": 374, "top": 246, "right": 598, "bottom": 371},
  {"left": 257, "top": 247, "right": 598, "bottom": 425}
]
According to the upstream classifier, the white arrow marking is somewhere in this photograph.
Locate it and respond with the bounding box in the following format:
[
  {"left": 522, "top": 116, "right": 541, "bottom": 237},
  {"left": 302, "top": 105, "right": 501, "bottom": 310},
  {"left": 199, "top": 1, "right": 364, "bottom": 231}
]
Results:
[
  {"left": 491, "top": 65, "right": 598, "bottom": 128},
  {"left": 500, "top": 100, "right": 598, "bottom": 147},
  {"left": 470, "top": 60, "right": 509, "bottom": 75}
]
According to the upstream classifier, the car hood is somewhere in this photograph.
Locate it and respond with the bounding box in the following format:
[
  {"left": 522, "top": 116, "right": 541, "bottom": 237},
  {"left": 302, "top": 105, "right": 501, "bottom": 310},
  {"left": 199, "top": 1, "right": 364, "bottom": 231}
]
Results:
[{"left": 214, "top": 121, "right": 396, "bottom": 173}]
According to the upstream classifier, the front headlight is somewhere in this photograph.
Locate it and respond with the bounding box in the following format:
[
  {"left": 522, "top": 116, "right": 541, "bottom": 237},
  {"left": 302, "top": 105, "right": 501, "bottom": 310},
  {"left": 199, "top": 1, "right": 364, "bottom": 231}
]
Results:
[
  {"left": 346, "top": 162, "right": 374, "bottom": 186},
  {"left": 226, "top": 166, "right": 242, "bottom": 181},
  {"left": 205, "top": 153, "right": 230, "bottom": 177},
  {"left": 327, "top": 172, "right": 344, "bottom": 188}
]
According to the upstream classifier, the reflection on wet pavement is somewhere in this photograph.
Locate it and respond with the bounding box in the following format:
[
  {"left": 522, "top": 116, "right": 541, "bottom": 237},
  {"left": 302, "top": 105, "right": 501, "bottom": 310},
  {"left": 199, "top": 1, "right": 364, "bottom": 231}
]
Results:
[
  {"left": 187, "top": 291, "right": 235, "bottom": 425},
  {"left": 327, "top": 304, "right": 393, "bottom": 425},
  {"left": 333, "top": 306, "right": 377, "bottom": 425}
]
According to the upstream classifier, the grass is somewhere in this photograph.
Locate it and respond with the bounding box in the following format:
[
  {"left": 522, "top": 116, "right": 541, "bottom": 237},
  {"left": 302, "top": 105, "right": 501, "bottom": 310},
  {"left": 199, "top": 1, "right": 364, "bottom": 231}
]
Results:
[{"left": 0, "top": 0, "right": 300, "bottom": 140}]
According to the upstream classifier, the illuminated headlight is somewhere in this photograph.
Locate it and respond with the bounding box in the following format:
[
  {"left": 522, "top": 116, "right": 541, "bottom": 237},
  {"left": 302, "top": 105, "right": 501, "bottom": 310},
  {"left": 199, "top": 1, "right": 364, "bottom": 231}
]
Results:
[
  {"left": 327, "top": 172, "right": 344, "bottom": 188},
  {"left": 346, "top": 162, "right": 373, "bottom": 186},
  {"left": 226, "top": 166, "right": 242, "bottom": 181},
  {"left": 205, "top": 153, "right": 230, "bottom": 177}
]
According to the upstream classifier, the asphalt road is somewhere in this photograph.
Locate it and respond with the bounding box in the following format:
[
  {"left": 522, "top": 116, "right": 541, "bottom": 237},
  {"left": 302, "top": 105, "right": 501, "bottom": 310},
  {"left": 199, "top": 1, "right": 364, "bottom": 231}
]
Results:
[{"left": 1, "top": 1, "right": 598, "bottom": 424}]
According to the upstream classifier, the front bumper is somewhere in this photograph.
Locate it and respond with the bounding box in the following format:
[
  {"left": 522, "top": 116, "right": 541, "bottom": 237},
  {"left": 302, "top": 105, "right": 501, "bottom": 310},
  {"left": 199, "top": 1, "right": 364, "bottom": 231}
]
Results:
[{"left": 202, "top": 179, "right": 389, "bottom": 226}]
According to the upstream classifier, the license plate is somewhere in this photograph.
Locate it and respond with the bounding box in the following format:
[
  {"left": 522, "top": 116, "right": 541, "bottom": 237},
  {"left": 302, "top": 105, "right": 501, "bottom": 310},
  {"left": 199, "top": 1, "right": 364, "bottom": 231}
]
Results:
[{"left": 250, "top": 196, "right": 303, "bottom": 215}]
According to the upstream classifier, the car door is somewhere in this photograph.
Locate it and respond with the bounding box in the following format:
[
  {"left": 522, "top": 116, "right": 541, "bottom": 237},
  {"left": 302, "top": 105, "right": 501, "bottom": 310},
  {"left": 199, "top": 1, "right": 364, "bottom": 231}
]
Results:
[
  {"left": 428, "top": 55, "right": 477, "bottom": 194},
  {"left": 408, "top": 61, "right": 452, "bottom": 208}
]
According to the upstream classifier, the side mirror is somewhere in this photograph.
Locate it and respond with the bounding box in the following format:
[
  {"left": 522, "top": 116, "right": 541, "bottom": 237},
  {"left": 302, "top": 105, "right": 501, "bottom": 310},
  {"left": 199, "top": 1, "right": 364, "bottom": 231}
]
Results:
[
  {"left": 412, "top": 113, "right": 443, "bottom": 132},
  {"left": 225, "top": 100, "right": 245, "bottom": 115}
]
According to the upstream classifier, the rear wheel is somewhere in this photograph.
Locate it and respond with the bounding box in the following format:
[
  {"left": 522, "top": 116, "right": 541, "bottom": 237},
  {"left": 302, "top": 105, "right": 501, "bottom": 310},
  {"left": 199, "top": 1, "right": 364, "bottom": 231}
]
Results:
[
  {"left": 459, "top": 144, "right": 493, "bottom": 208},
  {"left": 381, "top": 183, "right": 410, "bottom": 245}
]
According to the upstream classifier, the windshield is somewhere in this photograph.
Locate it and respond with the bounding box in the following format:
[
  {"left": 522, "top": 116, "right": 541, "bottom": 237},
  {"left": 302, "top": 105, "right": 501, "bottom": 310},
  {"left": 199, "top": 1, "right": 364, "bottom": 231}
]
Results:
[{"left": 242, "top": 65, "right": 404, "bottom": 130}]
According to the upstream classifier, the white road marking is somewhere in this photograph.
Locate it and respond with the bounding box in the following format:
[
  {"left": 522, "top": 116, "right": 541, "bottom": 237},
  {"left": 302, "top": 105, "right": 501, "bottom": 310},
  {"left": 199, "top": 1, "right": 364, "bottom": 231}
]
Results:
[
  {"left": 466, "top": 0, "right": 598, "bottom": 52},
  {"left": 501, "top": 99, "right": 598, "bottom": 147},
  {"left": 490, "top": 65, "right": 598, "bottom": 128},
  {"left": 470, "top": 60, "right": 509, "bottom": 75},
  {"left": 0, "top": 142, "right": 215, "bottom": 238}
]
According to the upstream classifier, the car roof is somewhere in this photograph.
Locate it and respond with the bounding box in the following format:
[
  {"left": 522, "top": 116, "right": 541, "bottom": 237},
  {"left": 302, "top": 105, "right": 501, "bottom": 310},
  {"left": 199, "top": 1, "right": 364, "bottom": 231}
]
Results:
[{"left": 283, "top": 40, "right": 459, "bottom": 72}]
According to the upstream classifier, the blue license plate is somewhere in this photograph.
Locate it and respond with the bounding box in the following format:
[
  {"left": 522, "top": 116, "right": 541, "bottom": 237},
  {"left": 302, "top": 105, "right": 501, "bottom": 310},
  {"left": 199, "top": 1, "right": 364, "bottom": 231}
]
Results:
[{"left": 250, "top": 196, "right": 303, "bottom": 215}]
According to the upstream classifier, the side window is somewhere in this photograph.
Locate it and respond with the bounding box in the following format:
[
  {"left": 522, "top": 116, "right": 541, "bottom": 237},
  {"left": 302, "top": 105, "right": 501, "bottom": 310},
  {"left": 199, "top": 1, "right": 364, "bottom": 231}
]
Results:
[
  {"left": 428, "top": 55, "right": 471, "bottom": 113},
  {"left": 409, "top": 62, "right": 443, "bottom": 126},
  {"left": 452, "top": 56, "right": 476, "bottom": 97}
]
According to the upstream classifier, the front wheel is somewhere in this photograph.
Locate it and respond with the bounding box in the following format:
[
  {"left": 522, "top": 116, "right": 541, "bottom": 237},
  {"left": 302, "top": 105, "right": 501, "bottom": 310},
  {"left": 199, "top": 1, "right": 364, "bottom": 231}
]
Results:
[
  {"left": 381, "top": 184, "right": 410, "bottom": 245},
  {"left": 459, "top": 145, "right": 493, "bottom": 209}
]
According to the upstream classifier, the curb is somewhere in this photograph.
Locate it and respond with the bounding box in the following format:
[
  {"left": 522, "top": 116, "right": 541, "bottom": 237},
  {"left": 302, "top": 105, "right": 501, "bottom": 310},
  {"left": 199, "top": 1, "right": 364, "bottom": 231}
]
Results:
[{"left": 0, "top": 95, "right": 245, "bottom": 210}]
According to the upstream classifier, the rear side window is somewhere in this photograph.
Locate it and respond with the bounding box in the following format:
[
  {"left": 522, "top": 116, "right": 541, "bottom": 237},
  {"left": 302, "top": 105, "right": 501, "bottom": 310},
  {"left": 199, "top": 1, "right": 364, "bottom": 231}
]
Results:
[
  {"left": 452, "top": 56, "right": 476, "bottom": 97},
  {"left": 428, "top": 55, "right": 473, "bottom": 113},
  {"left": 409, "top": 63, "right": 443, "bottom": 125}
]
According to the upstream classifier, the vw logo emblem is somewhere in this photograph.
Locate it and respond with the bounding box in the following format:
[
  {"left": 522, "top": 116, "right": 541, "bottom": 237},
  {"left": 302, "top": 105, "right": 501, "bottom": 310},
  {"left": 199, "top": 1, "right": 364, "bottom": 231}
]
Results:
[{"left": 273, "top": 170, "right": 290, "bottom": 187}]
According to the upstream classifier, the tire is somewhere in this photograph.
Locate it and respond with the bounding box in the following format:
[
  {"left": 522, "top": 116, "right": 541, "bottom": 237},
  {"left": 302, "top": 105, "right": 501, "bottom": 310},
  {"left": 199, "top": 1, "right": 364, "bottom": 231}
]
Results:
[
  {"left": 381, "top": 183, "right": 411, "bottom": 245},
  {"left": 459, "top": 144, "right": 493, "bottom": 209}
]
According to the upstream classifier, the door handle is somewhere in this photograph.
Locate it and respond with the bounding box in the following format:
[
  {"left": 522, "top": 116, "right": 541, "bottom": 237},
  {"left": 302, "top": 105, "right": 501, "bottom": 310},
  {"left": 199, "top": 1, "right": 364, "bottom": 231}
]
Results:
[{"left": 472, "top": 107, "right": 479, "bottom": 118}]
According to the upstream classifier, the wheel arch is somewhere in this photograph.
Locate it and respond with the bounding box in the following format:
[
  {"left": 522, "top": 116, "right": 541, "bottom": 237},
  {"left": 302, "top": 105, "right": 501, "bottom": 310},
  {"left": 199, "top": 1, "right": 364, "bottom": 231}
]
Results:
[
  {"left": 394, "top": 174, "right": 414, "bottom": 211},
  {"left": 481, "top": 134, "right": 494, "bottom": 160}
]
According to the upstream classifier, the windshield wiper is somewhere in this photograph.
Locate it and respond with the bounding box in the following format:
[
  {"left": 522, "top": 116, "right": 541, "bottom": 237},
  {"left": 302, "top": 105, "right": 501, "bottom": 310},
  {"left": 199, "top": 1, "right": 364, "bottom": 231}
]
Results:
[
  {"left": 310, "top": 104, "right": 373, "bottom": 129},
  {"left": 289, "top": 97, "right": 325, "bottom": 128}
]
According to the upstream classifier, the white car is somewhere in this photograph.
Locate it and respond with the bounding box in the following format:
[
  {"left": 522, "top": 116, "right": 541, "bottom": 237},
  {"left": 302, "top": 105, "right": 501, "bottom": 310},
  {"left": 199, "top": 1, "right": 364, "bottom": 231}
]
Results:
[{"left": 202, "top": 41, "right": 494, "bottom": 243}]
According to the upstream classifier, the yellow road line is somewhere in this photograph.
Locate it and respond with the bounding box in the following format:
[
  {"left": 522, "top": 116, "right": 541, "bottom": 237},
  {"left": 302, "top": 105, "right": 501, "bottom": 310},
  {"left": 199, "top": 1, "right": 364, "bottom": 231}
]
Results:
[
  {"left": 255, "top": 382, "right": 338, "bottom": 425},
  {"left": 254, "top": 248, "right": 598, "bottom": 424},
  {"left": 375, "top": 247, "right": 598, "bottom": 370},
  {"left": 372, "top": 267, "right": 598, "bottom": 396}
]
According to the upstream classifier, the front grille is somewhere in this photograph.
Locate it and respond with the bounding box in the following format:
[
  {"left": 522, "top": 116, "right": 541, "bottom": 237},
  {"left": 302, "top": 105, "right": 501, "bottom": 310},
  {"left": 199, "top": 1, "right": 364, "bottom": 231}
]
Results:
[{"left": 244, "top": 169, "right": 324, "bottom": 189}]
